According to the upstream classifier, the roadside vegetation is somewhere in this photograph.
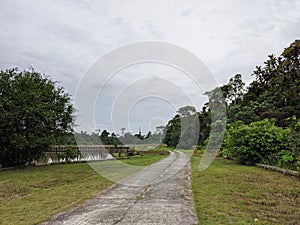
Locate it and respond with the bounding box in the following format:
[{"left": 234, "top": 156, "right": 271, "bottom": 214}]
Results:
[
  {"left": 164, "top": 40, "right": 300, "bottom": 171},
  {"left": 191, "top": 156, "right": 300, "bottom": 225},
  {"left": 221, "top": 118, "right": 299, "bottom": 169},
  {"left": 118, "top": 152, "right": 168, "bottom": 166}
]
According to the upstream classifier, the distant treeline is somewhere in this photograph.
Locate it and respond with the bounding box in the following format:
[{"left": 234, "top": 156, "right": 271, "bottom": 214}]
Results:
[{"left": 55, "top": 130, "right": 163, "bottom": 146}]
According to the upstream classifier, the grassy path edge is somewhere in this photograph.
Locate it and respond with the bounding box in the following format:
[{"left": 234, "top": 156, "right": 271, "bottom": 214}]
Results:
[{"left": 191, "top": 156, "right": 300, "bottom": 225}]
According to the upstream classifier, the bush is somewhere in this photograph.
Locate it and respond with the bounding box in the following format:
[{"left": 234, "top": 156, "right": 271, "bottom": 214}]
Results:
[
  {"left": 286, "top": 116, "right": 300, "bottom": 170},
  {"left": 58, "top": 146, "right": 80, "bottom": 163},
  {"left": 277, "top": 150, "right": 296, "bottom": 169},
  {"left": 223, "top": 119, "right": 289, "bottom": 166}
]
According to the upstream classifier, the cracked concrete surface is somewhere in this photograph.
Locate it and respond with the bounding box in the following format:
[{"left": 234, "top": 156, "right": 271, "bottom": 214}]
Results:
[{"left": 43, "top": 151, "right": 198, "bottom": 225}]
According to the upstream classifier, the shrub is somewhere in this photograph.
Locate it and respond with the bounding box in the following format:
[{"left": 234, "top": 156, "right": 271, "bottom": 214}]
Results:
[
  {"left": 58, "top": 146, "right": 79, "bottom": 163},
  {"left": 223, "top": 119, "right": 289, "bottom": 166},
  {"left": 286, "top": 116, "right": 300, "bottom": 170},
  {"left": 277, "top": 150, "right": 296, "bottom": 170}
]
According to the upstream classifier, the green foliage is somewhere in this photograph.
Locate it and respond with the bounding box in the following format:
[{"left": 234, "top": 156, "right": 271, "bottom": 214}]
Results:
[
  {"left": 57, "top": 145, "right": 80, "bottom": 163},
  {"left": 223, "top": 119, "right": 289, "bottom": 166},
  {"left": 73, "top": 131, "right": 121, "bottom": 146},
  {"left": 219, "top": 40, "right": 300, "bottom": 170},
  {"left": 233, "top": 40, "right": 300, "bottom": 126},
  {"left": 286, "top": 116, "right": 300, "bottom": 156},
  {"left": 100, "top": 130, "right": 121, "bottom": 146},
  {"left": 163, "top": 114, "right": 181, "bottom": 148},
  {"left": 277, "top": 150, "right": 296, "bottom": 169},
  {"left": 54, "top": 133, "right": 76, "bottom": 145},
  {"left": 163, "top": 41, "right": 299, "bottom": 169},
  {"left": 197, "top": 107, "right": 211, "bottom": 146},
  {"left": 285, "top": 116, "right": 300, "bottom": 170},
  {"left": 163, "top": 87, "right": 226, "bottom": 150},
  {"left": 163, "top": 106, "right": 200, "bottom": 149},
  {"left": 193, "top": 146, "right": 205, "bottom": 157},
  {"left": 0, "top": 68, "right": 75, "bottom": 167},
  {"left": 177, "top": 105, "right": 197, "bottom": 117},
  {"left": 221, "top": 73, "right": 245, "bottom": 105}
]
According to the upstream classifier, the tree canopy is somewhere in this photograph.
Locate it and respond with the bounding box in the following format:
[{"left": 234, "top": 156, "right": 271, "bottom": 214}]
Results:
[
  {"left": 0, "top": 68, "right": 75, "bottom": 167},
  {"left": 232, "top": 40, "right": 300, "bottom": 126}
]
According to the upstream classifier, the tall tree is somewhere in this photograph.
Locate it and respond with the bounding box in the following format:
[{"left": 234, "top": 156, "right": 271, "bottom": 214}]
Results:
[
  {"left": 163, "top": 106, "right": 200, "bottom": 149},
  {"left": 177, "top": 105, "right": 197, "bottom": 117},
  {"left": 229, "top": 40, "right": 300, "bottom": 126},
  {"left": 221, "top": 74, "right": 245, "bottom": 104},
  {"left": 100, "top": 130, "right": 110, "bottom": 144},
  {"left": 163, "top": 114, "right": 181, "bottom": 148}
]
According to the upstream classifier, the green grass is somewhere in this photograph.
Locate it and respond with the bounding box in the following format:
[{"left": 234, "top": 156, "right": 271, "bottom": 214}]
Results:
[
  {"left": 191, "top": 156, "right": 300, "bottom": 225},
  {"left": 121, "top": 154, "right": 168, "bottom": 166},
  {"left": 0, "top": 154, "right": 167, "bottom": 225}
]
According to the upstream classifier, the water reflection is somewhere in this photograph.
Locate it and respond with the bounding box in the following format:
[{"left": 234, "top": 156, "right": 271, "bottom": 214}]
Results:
[{"left": 35, "top": 147, "right": 115, "bottom": 165}]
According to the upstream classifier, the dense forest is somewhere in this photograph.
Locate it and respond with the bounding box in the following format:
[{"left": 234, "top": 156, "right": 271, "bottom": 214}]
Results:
[{"left": 163, "top": 40, "right": 300, "bottom": 170}]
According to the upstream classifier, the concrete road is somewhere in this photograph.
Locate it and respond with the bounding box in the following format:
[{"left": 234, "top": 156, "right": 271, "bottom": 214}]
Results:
[{"left": 43, "top": 151, "right": 198, "bottom": 225}]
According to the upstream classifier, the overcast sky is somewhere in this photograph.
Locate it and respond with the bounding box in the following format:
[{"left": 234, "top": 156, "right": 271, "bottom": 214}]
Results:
[{"left": 1, "top": 0, "right": 300, "bottom": 135}]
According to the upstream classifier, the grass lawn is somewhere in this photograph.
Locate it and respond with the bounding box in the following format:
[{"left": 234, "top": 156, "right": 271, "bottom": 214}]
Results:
[
  {"left": 191, "top": 156, "right": 300, "bottom": 225},
  {"left": 121, "top": 154, "right": 168, "bottom": 166},
  {"left": 0, "top": 154, "right": 167, "bottom": 225}
]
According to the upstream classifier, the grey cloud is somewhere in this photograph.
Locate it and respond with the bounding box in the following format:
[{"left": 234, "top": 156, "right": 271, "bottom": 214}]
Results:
[{"left": 1, "top": 0, "right": 300, "bottom": 133}]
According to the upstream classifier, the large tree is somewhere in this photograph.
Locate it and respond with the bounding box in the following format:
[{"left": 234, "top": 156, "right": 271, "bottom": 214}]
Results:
[
  {"left": 0, "top": 68, "right": 75, "bottom": 167},
  {"left": 240, "top": 40, "right": 300, "bottom": 126},
  {"left": 163, "top": 106, "right": 200, "bottom": 149}
]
